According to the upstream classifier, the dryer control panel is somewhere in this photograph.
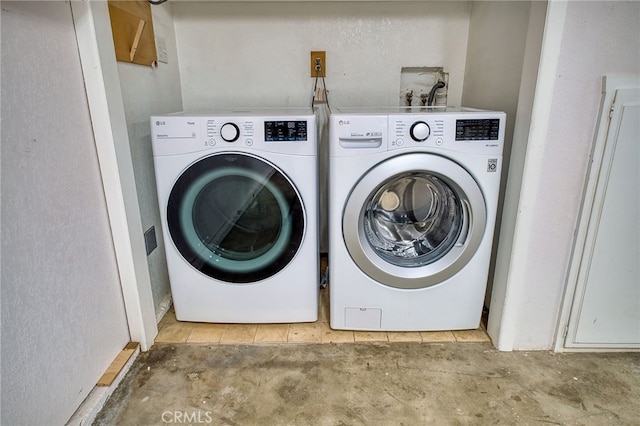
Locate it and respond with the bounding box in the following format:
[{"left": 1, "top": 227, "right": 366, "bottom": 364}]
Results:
[{"left": 151, "top": 111, "right": 317, "bottom": 157}]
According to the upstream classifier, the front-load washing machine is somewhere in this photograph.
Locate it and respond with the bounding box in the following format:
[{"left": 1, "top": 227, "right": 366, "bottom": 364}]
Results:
[
  {"left": 329, "top": 107, "right": 505, "bottom": 331},
  {"left": 151, "top": 108, "right": 318, "bottom": 323}
]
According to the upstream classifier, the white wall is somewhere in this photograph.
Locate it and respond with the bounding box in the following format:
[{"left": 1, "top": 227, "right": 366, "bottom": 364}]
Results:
[
  {"left": 488, "top": 0, "right": 547, "bottom": 349},
  {"left": 461, "top": 1, "right": 538, "bottom": 307},
  {"left": 117, "top": 2, "right": 184, "bottom": 313},
  {"left": 0, "top": 2, "right": 130, "bottom": 424},
  {"left": 463, "top": 1, "right": 532, "bottom": 142},
  {"left": 173, "top": 1, "right": 472, "bottom": 109},
  {"left": 500, "top": 1, "right": 640, "bottom": 350}
]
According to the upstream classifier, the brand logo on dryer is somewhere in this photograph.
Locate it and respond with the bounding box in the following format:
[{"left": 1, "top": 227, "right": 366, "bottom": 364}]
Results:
[{"left": 338, "top": 120, "right": 350, "bottom": 125}]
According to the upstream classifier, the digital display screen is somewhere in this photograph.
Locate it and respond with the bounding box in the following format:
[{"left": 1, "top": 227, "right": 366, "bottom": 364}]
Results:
[
  {"left": 265, "top": 120, "right": 307, "bottom": 142},
  {"left": 455, "top": 119, "right": 500, "bottom": 141}
]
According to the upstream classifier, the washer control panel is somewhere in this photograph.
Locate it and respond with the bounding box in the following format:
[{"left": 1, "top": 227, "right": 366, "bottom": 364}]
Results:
[
  {"left": 410, "top": 121, "right": 430, "bottom": 141},
  {"left": 391, "top": 116, "right": 445, "bottom": 148},
  {"left": 330, "top": 109, "right": 505, "bottom": 157},
  {"left": 455, "top": 118, "right": 501, "bottom": 141}
]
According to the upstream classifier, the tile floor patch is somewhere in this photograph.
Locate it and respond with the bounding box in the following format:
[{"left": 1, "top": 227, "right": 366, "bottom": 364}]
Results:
[
  {"left": 154, "top": 285, "right": 490, "bottom": 346},
  {"left": 187, "top": 323, "right": 226, "bottom": 344},
  {"left": 255, "top": 324, "right": 289, "bottom": 343},
  {"left": 452, "top": 329, "right": 491, "bottom": 343},
  {"left": 287, "top": 322, "right": 321, "bottom": 343},
  {"left": 321, "top": 322, "right": 355, "bottom": 343},
  {"left": 155, "top": 323, "right": 192, "bottom": 344},
  {"left": 387, "top": 331, "right": 423, "bottom": 343},
  {"left": 420, "top": 331, "right": 457, "bottom": 343},
  {"left": 354, "top": 331, "right": 389, "bottom": 343},
  {"left": 220, "top": 324, "right": 257, "bottom": 344}
]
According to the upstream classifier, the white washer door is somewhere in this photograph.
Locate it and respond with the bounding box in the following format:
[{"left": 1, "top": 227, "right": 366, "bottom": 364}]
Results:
[
  {"left": 343, "top": 153, "right": 486, "bottom": 289},
  {"left": 167, "top": 152, "right": 305, "bottom": 283}
]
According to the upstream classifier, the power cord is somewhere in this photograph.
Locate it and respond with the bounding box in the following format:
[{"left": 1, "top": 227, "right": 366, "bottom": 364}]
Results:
[{"left": 311, "top": 60, "right": 331, "bottom": 113}]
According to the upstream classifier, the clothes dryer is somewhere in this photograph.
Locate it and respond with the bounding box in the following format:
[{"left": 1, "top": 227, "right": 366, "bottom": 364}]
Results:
[
  {"left": 329, "top": 107, "right": 505, "bottom": 331},
  {"left": 151, "top": 109, "right": 318, "bottom": 323}
]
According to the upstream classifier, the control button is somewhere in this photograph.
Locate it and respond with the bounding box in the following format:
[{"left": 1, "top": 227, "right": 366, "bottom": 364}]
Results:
[
  {"left": 410, "top": 121, "right": 430, "bottom": 142},
  {"left": 436, "top": 138, "right": 443, "bottom": 146},
  {"left": 220, "top": 122, "right": 240, "bottom": 142},
  {"left": 246, "top": 139, "right": 253, "bottom": 146},
  {"left": 395, "top": 138, "right": 404, "bottom": 146},
  {"left": 207, "top": 139, "right": 216, "bottom": 146}
]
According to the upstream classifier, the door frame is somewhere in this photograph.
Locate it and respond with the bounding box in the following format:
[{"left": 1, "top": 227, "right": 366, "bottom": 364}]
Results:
[{"left": 71, "top": 1, "right": 157, "bottom": 351}]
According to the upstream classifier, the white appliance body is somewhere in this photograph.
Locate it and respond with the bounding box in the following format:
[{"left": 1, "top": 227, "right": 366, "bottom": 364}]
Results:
[
  {"left": 329, "top": 107, "right": 505, "bottom": 331},
  {"left": 151, "top": 109, "right": 318, "bottom": 323}
]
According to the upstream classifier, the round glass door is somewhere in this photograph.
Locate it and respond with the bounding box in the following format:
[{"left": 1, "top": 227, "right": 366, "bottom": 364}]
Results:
[
  {"left": 167, "top": 153, "right": 305, "bottom": 283},
  {"left": 343, "top": 153, "right": 486, "bottom": 289},
  {"left": 364, "top": 173, "right": 463, "bottom": 266}
]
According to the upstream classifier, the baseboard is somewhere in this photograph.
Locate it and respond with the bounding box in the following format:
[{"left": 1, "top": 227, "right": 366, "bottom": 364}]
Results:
[{"left": 66, "top": 345, "right": 140, "bottom": 426}]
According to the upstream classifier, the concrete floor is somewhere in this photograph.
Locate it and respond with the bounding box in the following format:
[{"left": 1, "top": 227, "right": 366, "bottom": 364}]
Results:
[{"left": 95, "top": 342, "right": 640, "bottom": 425}]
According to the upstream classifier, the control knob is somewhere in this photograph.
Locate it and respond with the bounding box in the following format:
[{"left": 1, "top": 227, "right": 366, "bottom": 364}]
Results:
[
  {"left": 220, "top": 122, "right": 240, "bottom": 142},
  {"left": 410, "top": 121, "right": 430, "bottom": 142}
]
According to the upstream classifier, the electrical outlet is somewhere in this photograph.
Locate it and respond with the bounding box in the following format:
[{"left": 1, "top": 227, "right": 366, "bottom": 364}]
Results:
[{"left": 310, "top": 51, "right": 326, "bottom": 78}]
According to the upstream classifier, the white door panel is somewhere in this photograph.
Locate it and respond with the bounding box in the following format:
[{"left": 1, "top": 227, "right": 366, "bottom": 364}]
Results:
[{"left": 565, "top": 84, "right": 640, "bottom": 349}]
